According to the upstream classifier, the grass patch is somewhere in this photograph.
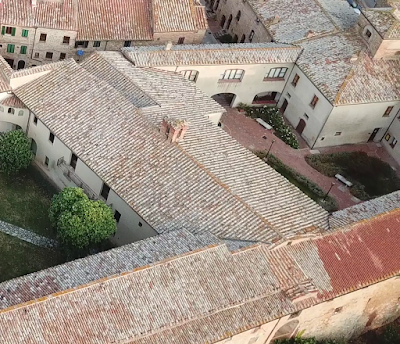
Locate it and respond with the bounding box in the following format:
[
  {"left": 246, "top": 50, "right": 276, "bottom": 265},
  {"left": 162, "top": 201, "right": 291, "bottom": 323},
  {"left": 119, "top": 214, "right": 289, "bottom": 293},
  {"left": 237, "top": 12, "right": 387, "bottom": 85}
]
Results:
[
  {"left": 0, "top": 232, "right": 64, "bottom": 282},
  {"left": 0, "top": 165, "right": 58, "bottom": 238},
  {"left": 255, "top": 151, "right": 338, "bottom": 212},
  {"left": 305, "top": 152, "right": 400, "bottom": 200}
]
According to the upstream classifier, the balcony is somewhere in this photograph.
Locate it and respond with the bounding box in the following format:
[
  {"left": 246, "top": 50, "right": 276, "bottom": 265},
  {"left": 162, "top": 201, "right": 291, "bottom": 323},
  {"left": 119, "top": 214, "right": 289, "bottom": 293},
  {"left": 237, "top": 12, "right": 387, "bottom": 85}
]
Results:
[{"left": 57, "top": 157, "right": 98, "bottom": 200}]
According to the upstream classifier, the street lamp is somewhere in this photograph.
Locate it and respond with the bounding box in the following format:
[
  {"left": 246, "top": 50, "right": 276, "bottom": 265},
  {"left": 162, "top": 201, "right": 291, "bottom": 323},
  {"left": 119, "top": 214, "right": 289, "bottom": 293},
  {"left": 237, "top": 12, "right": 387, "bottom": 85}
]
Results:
[
  {"left": 323, "top": 182, "right": 335, "bottom": 201},
  {"left": 266, "top": 139, "right": 275, "bottom": 161}
]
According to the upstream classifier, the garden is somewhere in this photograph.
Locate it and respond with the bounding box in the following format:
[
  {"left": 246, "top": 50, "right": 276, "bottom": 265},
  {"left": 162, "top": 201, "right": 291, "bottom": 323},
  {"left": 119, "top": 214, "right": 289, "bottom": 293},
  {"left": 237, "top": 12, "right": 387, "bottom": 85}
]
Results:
[
  {"left": 255, "top": 151, "right": 338, "bottom": 212},
  {"left": 306, "top": 152, "right": 400, "bottom": 200},
  {"left": 238, "top": 104, "right": 300, "bottom": 149}
]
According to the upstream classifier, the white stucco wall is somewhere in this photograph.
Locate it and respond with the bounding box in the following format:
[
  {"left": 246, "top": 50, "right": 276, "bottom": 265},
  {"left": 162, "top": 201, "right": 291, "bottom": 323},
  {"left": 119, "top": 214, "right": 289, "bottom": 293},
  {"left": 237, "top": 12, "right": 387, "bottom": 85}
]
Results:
[
  {"left": 278, "top": 66, "right": 334, "bottom": 147},
  {"left": 382, "top": 115, "right": 400, "bottom": 165}
]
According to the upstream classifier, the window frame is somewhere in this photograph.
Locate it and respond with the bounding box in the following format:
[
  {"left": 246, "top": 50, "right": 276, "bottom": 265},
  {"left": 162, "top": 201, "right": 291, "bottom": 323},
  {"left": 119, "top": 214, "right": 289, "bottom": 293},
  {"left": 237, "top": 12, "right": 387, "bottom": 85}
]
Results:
[
  {"left": 334, "top": 131, "right": 342, "bottom": 136},
  {"left": 39, "top": 33, "right": 47, "bottom": 42},
  {"left": 177, "top": 37, "right": 185, "bottom": 44},
  {"left": 180, "top": 70, "right": 199, "bottom": 82},
  {"left": 7, "top": 44, "right": 15, "bottom": 53},
  {"left": 70, "top": 153, "right": 78, "bottom": 170},
  {"left": 33, "top": 116, "right": 38, "bottom": 125},
  {"left": 123, "top": 40, "right": 131, "bottom": 47},
  {"left": 365, "top": 29, "right": 372, "bottom": 38},
  {"left": 383, "top": 106, "right": 393, "bottom": 117},
  {"left": 20, "top": 45, "right": 27, "bottom": 54},
  {"left": 22, "top": 29, "right": 29, "bottom": 37},
  {"left": 219, "top": 69, "right": 245, "bottom": 82},
  {"left": 292, "top": 74, "right": 300, "bottom": 87},
  {"left": 63, "top": 36, "right": 70, "bottom": 44},
  {"left": 49, "top": 132, "right": 55, "bottom": 144},
  {"left": 114, "top": 210, "right": 121, "bottom": 223},
  {"left": 100, "top": 183, "right": 110, "bottom": 201},
  {"left": 45, "top": 52, "right": 53, "bottom": 59},
  {"left": 60, "top": 52, "right": 66, "bottom": 60},
  {"left": 8, "top": 107, "right": 15, "bottom": 114},
  {"left": 18, "top": 110, "right": 24, "bottom": 116},
  {"left": 249, "top": 30, "right": 255, "bottom": 42},
  {"left": 93, "top": 41, "right": 101, "bottom": 48},
  {"left": 310, "top": 95, "right": 319, "bottom": 109},
  {"left": 264, "top": 67, "right": 288, "bottom": 80}
]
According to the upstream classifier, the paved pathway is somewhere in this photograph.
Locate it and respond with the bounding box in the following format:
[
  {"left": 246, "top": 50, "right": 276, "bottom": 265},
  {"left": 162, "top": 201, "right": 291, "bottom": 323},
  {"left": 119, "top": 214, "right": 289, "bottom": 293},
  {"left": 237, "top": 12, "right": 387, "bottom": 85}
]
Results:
[
  {"left": 220, "top": 108, "right": 400, "bottom": 210},
  {"left": 0, "top": 220, "right": 58, "bottom": 249}
]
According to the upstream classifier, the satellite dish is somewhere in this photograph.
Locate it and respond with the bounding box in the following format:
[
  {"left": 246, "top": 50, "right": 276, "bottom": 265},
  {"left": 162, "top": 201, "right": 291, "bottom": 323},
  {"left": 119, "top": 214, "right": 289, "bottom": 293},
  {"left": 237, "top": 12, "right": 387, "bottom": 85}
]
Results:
[{"left": 77, "top": 50, "right": 84, "bottom": 56}]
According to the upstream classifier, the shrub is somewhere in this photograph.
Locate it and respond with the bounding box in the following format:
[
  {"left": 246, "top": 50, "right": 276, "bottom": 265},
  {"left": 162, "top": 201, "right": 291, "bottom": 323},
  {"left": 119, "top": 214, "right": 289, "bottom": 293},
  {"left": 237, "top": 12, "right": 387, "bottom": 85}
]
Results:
[
  {"left": 239, "top": 105, "right": 299, "bottom": 149},
  {"left": 0, "top": 130, "right": 33, "bottom": 174}
]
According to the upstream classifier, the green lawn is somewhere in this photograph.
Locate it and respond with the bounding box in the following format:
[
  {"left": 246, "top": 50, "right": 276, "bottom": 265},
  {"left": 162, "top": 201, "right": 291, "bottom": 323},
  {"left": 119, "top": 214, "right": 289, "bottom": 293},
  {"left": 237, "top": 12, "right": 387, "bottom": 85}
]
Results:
[
  {"left": 0, "top": 166, "right": 58, "bottom": 238},
  {"left": 0, "top": 232, "right": 64, "bottom": 283}
]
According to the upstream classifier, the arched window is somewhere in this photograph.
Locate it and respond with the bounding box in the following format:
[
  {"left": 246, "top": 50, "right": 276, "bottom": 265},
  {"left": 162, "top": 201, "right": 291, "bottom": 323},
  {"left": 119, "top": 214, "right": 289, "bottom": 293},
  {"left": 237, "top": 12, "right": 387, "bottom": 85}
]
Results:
[
  {"left": 8, "top": 107, "right": 15, "bottom": 114},
  {"left": 18, "top": 110, "right": 24, "bottom": 116},
  {"left": 240, "top": 34, "right": 246, "bottom": 43},
  {"left": 249, "top": 30, "right": 255, "bottom": 42},
  {"left": 180, "top": 70, "right": 199, "bottom": 82},
  {"left": 226, "top": 15, "right": 233, "bottom": 30},
  {"left": 220, "top": 15, "right": 226, "bottom": 28},
  {"left": 236, "top": 10, "right": 241, "bottom": 21},
  {"left": 232, "top": 34, "right": 238, "bottom": 43}
]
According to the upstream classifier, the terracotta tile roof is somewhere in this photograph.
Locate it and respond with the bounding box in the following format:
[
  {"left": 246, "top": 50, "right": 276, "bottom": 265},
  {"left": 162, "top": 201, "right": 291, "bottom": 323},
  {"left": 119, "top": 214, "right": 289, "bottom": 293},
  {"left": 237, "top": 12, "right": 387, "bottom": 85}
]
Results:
[
  {"left": 0, "top": 0, "right": 33, "bottom": 27},
  {"left": 193, "top": 5, "right": 207, "bottom": 30},
  {"left": 362, "top": 8, "right": 397, "bottom": 37},
  {"left": 0, "top": 95, "right": 26, "bottom": 108},
  {"left": 0, "top": 210, "right": 398, "bottom": 343},
  {"left": 11, "top": 59, "right": 73, "bottom": 78},
  {"left": 77, "top": 0, "right": 153, "bottom": 41},
  {"left": 34, "top": 0, "right": 78, "bottom": 30},
  {"left": 329, "top": 191, "right": 400, "bottom": 230},
  {"left": 122, "top": 43, "right": 302, "bottom": 66}
]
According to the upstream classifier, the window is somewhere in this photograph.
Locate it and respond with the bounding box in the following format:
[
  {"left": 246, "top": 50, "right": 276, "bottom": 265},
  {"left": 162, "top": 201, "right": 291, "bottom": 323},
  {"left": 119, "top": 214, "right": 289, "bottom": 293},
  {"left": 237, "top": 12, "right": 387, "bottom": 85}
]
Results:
[
  {"left": 74, "top": 41, "right": 89, "bottom": 48},
  {"left": 93, "top": 41, "right": 101, "bottom": 47},
  {"left": 220, "top": 69, "right": 244, "bottom": 81},
  {"left": 22, "top": 29, "right": 29, "bottom": 37},
  {"left": 310, "top": 95, "right": 319, "bottom": 108},
  {"left": 334, "top": 131, "right": 342, "bottom": 136},
  {"left": 334, "top": 307, "right": 343, "bottom": 314},
  {"left": 60, "top": 53, "right": 66, "bottom": 60},
  {"left": 44, "top": 156, "right": 49, "bottom": 166},
  {"left": 385, "top": 133, "right": 391, "bottom": 141},
  {"left": 20, "top": 46, "right": 27, "bottom": 54},
  {"left": 365, "top": 29, "right": 372, "bottom": 38},
  {"left": 18, "top": 110, "right": 24, "bottom": 116},
  {"left": 304, "top": 113, "right": 309, "bottom": 120},
  {"left": 100, "top": 183, "right": 110, "bottom": 200},
  {"left": 2, "top": 26, "right": 16, "bottom": 36},
  {"left": 7, "top": 44, "right": 14, "bottom": 53},
  {"left": 49, "top": 132, "right": 54, "bottom": 143},
  {"left": 249, "top": 30, "right": 255, "bottom": 42},
  {"left": 8, "top": 107, "right": 15, "bottom": 114},
  {"left": 292, "top": 74, "right": 300, "bottom": 87},
  {"left": 178, "top": 37, "right": 185, "bottom": 44},
  {"left": 390, "top": 138, "right": 397, "bottom": 148},
  {"left": 138, "top": 222, "right": 143, "bottom": 227},
  {"left": 39, "top": 33, "right": 47, "bottom": 42},
  {"left": 124, "top": 40, "right": 131, "bottom": 47},
  {"left": 286, "top": 93, "right": 291, "bottom": 99},
  {"left": 63, "top": 36, "right": 70, "bottom": 44},
  {"left": 34, "top": 52, "right": 39, "bottom": 58},
  {"left": 236, "top": 10, "right": 241, "bottom": 21},
  {"left": 383, "top": 106, "right": 393, "bottom": 117},
  {"left": 33, "top": 116, "right": 38, "bottom": 124},
  {"left": 180, "top": 70, "right": 199, "bottom": 82},
  {"left": 70, "top": 153, "right": 78, "bottom": 170},
  {"left": 265, "top": 67, "right": 288, "bottom": 79},
  {"left": 46, "top": 52, "right": 53, "bottom": 59},
  {"left": 114, "top": 210, "right": 121, "bottom": 223}
]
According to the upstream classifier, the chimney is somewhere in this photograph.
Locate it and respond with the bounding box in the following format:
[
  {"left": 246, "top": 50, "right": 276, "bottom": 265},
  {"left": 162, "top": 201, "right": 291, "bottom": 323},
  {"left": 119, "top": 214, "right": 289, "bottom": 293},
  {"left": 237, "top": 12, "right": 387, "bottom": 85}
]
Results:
[
  {"left": 160, "top": 117, "right": 189, "bottom": 143},
  {"left": 165, "top": 41, "right": 173, "bottom": 51}
]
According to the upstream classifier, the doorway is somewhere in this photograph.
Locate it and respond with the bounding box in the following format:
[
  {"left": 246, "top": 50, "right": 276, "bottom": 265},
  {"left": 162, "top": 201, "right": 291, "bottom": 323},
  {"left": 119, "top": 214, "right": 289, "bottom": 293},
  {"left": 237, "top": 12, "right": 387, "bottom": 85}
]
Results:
[
  {"left": 296, "top": 119, "right": 306, "bottom": 135},
  {"left": 280, "top": 99, "right": 288, "bottom": 114},
  {"left": 368, "top": 128, "right": 380, "bottom": 142},
  {"left": 4, "top": 58, "right": 14, "bottom": 68},
  {"left": 17, "top": 60, "right": 25, "bottom": 70}
]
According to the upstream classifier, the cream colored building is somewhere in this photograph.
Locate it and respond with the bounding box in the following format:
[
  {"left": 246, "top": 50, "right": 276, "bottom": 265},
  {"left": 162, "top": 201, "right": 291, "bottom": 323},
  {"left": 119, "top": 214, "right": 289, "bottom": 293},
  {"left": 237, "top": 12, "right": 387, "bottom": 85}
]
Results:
[{"left": 0, "top": 0, "right": 207, "bottom": 69}]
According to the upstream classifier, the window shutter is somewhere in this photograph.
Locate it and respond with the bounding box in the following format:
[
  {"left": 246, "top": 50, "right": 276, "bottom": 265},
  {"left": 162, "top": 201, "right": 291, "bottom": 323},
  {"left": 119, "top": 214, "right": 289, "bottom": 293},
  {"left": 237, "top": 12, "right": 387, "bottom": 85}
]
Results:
[
  {"left": 1, "top": 26, "right": 5, "bottom": 35},
  {"left": 21, "top": 46, "right": 27, "bottom": 54},
  {"left": 11, "top": 27, "right": 16, "bottom": 36}
]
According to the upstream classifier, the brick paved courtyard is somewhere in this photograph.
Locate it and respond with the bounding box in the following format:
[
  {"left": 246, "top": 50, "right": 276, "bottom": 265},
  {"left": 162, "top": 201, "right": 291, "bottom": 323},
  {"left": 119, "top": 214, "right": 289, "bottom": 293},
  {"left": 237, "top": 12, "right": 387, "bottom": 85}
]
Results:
[{"left": 220, "top": 107, "right": 400, "bottom": 210}]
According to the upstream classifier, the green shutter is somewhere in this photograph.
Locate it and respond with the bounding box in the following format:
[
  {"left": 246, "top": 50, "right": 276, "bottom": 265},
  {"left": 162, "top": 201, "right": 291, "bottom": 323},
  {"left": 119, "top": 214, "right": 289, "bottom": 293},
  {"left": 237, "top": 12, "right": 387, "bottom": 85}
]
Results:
[
  {"left": 7, "top": 44, "right": 14, "bottom": 53},
  {"left": 11, "top": 27, "right": 16, "bottom": 36},
  {"left": 1, "top": 26, "right": 5, "bottom": 35},
  {"left": 22, "top": 29, "right": 28, "bottom": 37},
  {"left": 20, "top": 46, "right": 27, "bottom": 54}
]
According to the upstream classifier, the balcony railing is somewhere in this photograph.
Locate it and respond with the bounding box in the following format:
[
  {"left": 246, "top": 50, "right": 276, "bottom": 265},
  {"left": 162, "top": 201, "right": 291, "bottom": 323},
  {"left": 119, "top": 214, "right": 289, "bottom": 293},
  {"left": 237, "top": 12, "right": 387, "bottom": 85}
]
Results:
[{"left": 57, "top": 157, "right": 98, "bottom": 200}]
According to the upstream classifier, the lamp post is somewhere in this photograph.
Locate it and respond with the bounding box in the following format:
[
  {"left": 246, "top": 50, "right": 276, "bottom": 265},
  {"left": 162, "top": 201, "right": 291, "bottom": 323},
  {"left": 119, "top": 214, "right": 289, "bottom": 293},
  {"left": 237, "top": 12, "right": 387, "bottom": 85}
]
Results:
[
  {"left": 323, "top": 182, "right": 335, "bottom": 201},
  {"left": 266, "top": 139, "right": 275, "bottom": 161}
]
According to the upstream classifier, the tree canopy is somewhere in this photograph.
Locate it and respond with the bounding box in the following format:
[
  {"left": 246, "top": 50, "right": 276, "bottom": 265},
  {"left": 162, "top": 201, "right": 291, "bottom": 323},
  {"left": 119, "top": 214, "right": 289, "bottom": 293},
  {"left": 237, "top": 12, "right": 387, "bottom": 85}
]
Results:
[
  {"left": 49, "top": 187, "right": 116, "bottom": 248},
  {"left": 0, "top": 130, "right": 33, "bottom": 174}
]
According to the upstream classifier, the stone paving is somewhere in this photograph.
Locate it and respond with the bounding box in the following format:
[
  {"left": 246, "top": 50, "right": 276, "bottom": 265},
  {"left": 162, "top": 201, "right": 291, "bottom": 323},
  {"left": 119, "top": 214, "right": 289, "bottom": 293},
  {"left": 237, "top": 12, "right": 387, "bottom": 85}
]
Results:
[
  {"left": 0, "top": 220, "right": 58, "bottom": 249},
  {"left": 220, "top": 107, "right": 400, "bottom": 210}
]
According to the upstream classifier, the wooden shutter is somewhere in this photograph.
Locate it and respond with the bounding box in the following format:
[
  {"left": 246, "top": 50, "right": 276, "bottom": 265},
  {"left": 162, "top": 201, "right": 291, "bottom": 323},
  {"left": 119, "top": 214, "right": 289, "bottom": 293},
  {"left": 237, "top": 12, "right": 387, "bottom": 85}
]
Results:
[
  {"left": 11, "top": 27, "right": 16, "bottom": 36},
  {"left": 1, "top": 26, "right": 5, "bottom": 35}
]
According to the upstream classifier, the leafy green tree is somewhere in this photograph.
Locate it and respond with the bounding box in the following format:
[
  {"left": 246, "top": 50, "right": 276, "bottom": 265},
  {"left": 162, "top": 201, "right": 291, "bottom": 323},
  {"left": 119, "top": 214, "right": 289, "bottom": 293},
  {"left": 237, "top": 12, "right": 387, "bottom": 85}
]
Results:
[
  {"left": 49, "top": 187, "right": 116, "bottom": 248},
  {"left": 0, "top": 130, "right": 33, "bottom": 174}
]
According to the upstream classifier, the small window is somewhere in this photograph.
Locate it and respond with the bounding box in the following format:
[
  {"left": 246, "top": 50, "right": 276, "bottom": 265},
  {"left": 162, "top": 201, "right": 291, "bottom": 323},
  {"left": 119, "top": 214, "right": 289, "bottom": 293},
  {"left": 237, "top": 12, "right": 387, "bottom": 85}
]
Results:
[
  {"left": 304, "top": 113, "right": 309, "bottom": 120},
  {"left": 20, "top": 45, "right": 27, "bottom": 54},
  {"left": 46, "top": 52, "right": 53, "bottom": 59},
  {"left": 236, "top": 10, "right": 241, "bottom": 21},
  {"left": 49, "top": 132, "right": 55, "bottom": 143},
  {"left": 220, "top": 69, "right": 244, "bottom": 81},
  {"left": 138, "top": 222, "right": 143, "bottom": 227},
  {"left": 266, "top": 67, "right": 288, "bottom": 79},
  {"left": 390, "top": 138, "right": 397, "bottom": 148},
  {"left": 44, "top": 156, "right": 49, "bottom": 166},
  {"left": 7, "top": 44, "right": 15, "bottom": 53},
  {"left": 114, "top": 210, "right": 121, "bottom": 223},
  {"left": 5, "top": 27, "right": 13, "bottom": 35},
  {"left": 18, "top": 110, "right": 23, "bottom": 116},
  {"left": 286, "top": 93, "right": 291, "bottom": 99},
  {"left": 100, "top": 183, "right": 110, "bottom": 200},
  {"left": 321, "top": 137, "right": 325, "bottom": 141},
  {"left": 180, "top": 70, "right": 199, "bottom": 82},
  {"left": 292, "top": 74, "right": 300, "bottom": 87},
  {"left": 70, "top": 153, "right": 78, "bottom": 170},
  {"left": 334, "top": 307, "right": 343, "bottom": 314},
  {"left": 334, "top": 131, "right": 342, "bottom": 136},
  {"left": 60, "top": 53, "right": 66, "bottom": 60},
  {"left": 39, "top": 33, "right": 47, "bottom": 42},
  {"left": 8, "top": 108, "right": 15, "bottom": 114},
  {"left": 74, "top": 41, "right": 89, "bottom": 48},
  {"left": 123, "top": 40, "right": 131, "bottom": 47},
  {"left": 33, "top": 116, "right": 38, "bottom": 124},
  {"left": 93, "top": 41, "right": 101, "bottom": 47},
  {"left": 249, "top": 30, "right": 255, "bottom": 42},
  {"left": 383, "top": 106, "right": 393, "bottom": 117},
  {"left": 34, "top": 52, "right": 39, "bottom": 58},
  {"left": 22, "top": 29, "right": 29, "bottom": 37},
  {"left": 365, "top": 29, "right": 372, "bottom": 38},
  {"left": 385, "top": 133, "right": 391, "bottom": 141},
  {"left": 310, "top": 95, "right": 319, "bottom": 108},
  {"left": 63, "top": 36, "right": 70, "bottom": 44},
  {"left": 178, "top": 37, "right": 185, "bottom": 44}
]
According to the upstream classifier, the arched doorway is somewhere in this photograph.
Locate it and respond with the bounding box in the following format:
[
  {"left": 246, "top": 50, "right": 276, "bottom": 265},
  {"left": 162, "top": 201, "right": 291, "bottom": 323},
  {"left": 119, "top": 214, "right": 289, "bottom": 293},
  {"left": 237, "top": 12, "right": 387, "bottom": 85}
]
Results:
[
  {"left": 226, "top": 15, "right": 233, "bottom": 30},
  {"left": 212, "top": 93, "right": 236, "bottom": 107},
  {"left": 270, "top": 320, "right": 299, "bottom": 342},
  {"left": 240, "top": 34, "right": 246, "bottom": 43},
  {"left": 252, "top": 92, "right": 280, "bottom": 105},
  {"left": 220, "top": 15, "right": 226, "bottom": 28},
  {"left": 296, "top": 119, "right": 306, "bottom": 135},
  {"left": 30, "top": 139, "right": 37, "bottom": 157},
  {"left": 232, "top": 34, "right": 238, "bottom": 43},
  {"left": 17, "top": 60, "right": 25, "bottom": 70}
]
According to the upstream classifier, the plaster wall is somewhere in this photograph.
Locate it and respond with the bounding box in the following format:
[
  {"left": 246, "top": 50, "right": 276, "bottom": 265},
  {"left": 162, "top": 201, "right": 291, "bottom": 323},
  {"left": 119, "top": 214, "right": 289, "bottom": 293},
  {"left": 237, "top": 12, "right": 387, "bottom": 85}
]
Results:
[{"left": 382, "top": 115, "right": 400, "bottom": 165}]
